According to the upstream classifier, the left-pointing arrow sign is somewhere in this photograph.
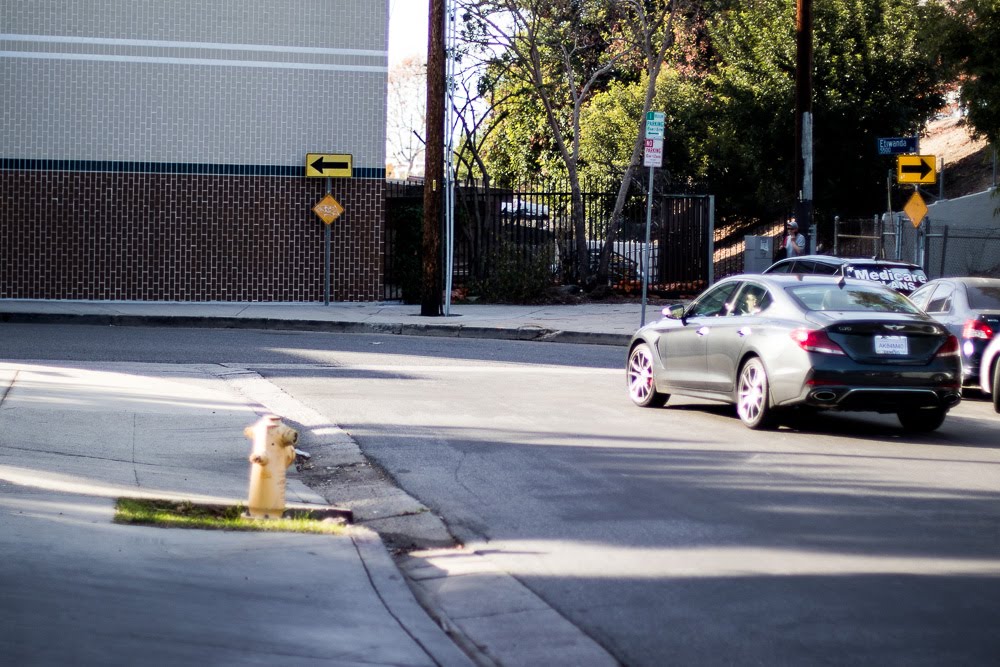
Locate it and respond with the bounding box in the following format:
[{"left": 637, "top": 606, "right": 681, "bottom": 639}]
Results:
[
  {"left": 896, "top": 155, "right": 936, "bottom": 184},
  {"left": 305, "top": 153, "right": 353, "bottom": 178}
]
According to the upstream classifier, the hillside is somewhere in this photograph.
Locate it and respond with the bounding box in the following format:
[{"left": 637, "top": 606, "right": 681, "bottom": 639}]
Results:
[{"left": 921, "top": 115, "right": 995, "bottom": 199}]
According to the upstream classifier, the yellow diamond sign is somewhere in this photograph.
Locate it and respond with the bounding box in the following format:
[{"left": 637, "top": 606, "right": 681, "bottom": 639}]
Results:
[
  {"left": 903, "top": 191, "right": 928, "bottom": 229},
  {"left": 312, "top": 194, "right": 344, "bottom": 225}
]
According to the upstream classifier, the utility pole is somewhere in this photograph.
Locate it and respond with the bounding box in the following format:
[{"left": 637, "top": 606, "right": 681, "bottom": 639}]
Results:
[
  {"left": 421, "top": 0, "right": 446, "bottom": 316},
  {"left": 794, "top": 0, "right": 814, "bottom": 252}
]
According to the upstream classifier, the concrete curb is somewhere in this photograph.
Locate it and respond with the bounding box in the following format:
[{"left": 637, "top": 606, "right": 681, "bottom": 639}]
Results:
[
  {"left": 0, "top": 311, "right": 632, "bottom": 347},
  {"left": 351, "top": 529, "right": 476, "bottom": 667}
]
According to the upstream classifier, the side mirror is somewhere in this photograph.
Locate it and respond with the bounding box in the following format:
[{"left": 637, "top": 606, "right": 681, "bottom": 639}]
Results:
[{"left": 662, "top": 304, "right": 685, "bottom": 320}]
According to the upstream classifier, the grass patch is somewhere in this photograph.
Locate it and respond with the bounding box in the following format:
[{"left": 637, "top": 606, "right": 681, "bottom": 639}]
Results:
[{"left": 114, "top": 498, "right": 346, "bottom": 535}]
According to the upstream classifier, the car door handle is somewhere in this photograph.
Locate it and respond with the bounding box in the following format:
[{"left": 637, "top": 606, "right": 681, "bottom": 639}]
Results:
[
  {"left": 697, "top": 326, "right": 710, "bottom": 336},
  {"left": 738, "top": 327, "right": 752, "bottom": 337}
]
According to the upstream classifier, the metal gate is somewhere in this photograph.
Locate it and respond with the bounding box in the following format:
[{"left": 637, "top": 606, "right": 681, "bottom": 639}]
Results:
[{"left": 657, "top": 195, "right": 715, "bottom": 288}]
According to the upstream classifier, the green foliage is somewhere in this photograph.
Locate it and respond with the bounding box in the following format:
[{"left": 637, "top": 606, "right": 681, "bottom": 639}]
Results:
[
  {"left": 473, "top": 0, "right": 952, "bottom": 223},
  {"left": 114, "top": 498, "right": 345, "bottom": 534},
  {"left": 476, "top": 78, "right": 568, "bottom": 185},
  {"left": 925, "top": 0, "right": 1000, "bottom": 146},
  {"left": 702, "top": 0, "right": 947, "bottom": 219},
  {"left": 469, "top": 239, "right": 555, "bottom": 303},
  {"left": 579, "top": 69, "right": 711, "bottom": 187}
]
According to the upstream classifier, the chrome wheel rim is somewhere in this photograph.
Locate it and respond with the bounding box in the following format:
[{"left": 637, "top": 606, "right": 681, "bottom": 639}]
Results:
[
  {"left": 628, "top": 347, "right": 655, "bottom": 403},
  {"left": 738, "top": 361, "right": 766, "bottom": 424}
]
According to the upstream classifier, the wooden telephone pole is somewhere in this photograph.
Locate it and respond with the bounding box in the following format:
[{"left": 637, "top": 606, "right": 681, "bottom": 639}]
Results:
[{"left": 421, "top": 0, "right": 446, "bottom": 316}]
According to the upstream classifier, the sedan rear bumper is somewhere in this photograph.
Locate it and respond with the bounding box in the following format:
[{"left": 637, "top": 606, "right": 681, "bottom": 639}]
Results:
[{"left": 803, "top": 386, "right": 962, "bottom": 412}]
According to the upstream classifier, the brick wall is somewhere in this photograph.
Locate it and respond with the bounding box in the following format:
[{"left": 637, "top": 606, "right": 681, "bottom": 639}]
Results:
[
  {"left": 1, "top": 168, "right": 384, "bottom": 301},
  {"left": 2, "top": 0, "right": 388, "bottom": 302}
]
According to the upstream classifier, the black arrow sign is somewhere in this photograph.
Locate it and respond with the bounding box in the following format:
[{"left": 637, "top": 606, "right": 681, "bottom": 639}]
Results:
[
  {"left": 900, "top": 158, "right": 933, "bottom": 179},
  {"left": 311, "top": 156, "right": 350, "bottom": 173}
]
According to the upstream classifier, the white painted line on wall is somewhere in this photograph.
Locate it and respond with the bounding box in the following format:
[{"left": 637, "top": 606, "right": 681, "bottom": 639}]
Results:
[
  {"left": 0, "top": 51, "right": 388, "bottom": 73},
  {"left": 1, "top": 33, "right": 387, "bottom": 59}
]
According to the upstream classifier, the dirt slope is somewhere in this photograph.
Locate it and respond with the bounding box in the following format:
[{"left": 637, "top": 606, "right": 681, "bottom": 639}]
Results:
[{"left": 921, "top": 115, "right": 996, "bottom": 199}]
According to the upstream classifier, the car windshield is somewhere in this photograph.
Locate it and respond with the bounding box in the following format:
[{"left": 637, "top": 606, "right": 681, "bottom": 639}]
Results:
[
  {"left": 787, "top": 284, "right": 922, "bottom": 313},
  {"left": 967, "top": 284, "right": 1000, "bottom": 310}
]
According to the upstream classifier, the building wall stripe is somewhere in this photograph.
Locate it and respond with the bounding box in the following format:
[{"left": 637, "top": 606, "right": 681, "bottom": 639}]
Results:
[
  {"left": 0, "top": 50, "right": 387, "bottom": 73},
  {"left": 0, "top": 159, "right": 385, "bottom": 179},
  {"left": 1, "top": 34, "right": 387, "bottom": 58}
]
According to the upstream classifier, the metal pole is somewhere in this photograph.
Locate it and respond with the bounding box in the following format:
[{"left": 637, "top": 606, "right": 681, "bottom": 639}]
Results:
[
  {"left": 324, "top": 177, "right": 331, "bottom": 306},
  {"left": 640, "top": 166, "right": 655, "bottom": 327},
  {"left": 442, "top": 0, "right": 456, "bottom": 316},
  {"left": 707, "top": 195, "right": 715, "bottom": 286}
]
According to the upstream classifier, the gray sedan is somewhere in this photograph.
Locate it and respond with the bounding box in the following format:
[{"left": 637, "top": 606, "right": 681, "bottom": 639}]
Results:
[{"left": 627, "top": 274, "right": 962, "bottom": 431}]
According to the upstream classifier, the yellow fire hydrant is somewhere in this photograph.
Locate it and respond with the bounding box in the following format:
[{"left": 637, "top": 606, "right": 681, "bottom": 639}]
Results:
[{"left": 244, "top": 415, "right": 298, "bottom": 519}]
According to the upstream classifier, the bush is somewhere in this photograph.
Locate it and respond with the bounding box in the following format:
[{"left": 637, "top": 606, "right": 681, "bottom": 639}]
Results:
[{"left": 469, "top": 240, "right": 555, "bottom": 303}]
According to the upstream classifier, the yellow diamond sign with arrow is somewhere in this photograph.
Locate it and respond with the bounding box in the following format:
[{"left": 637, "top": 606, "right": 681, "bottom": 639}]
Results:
[{"left": 903, "top": 191, "right": 928, "bottom": 229}]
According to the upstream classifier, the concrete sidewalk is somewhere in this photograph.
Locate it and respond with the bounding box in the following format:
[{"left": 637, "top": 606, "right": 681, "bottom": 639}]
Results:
[
  {"left": 0, "top": 361, "right": 473, "bottom": 667},
  {"left": 0, "top": 299, "right": 653, "bottom": 346}
]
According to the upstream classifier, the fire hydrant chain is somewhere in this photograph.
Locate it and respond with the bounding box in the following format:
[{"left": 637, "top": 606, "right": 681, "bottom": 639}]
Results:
[{"left": 244, "top": 415, "right": 298, "bottom": 519}]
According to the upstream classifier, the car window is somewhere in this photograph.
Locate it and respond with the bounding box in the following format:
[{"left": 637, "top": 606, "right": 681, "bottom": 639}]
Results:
[
  {"left": 908, "top": 284, "right": 935, "bottom": 310},
  {"left": 809, "top": 261, "right": 839, "bottom": 275},
  {"left": 729, "top": 283, "right": 772, "bottom": 316},
  {"left": 788, "top": 284, "right": 921, "bottom": 314},
  {"left": 967, "top": 284, "right": 1000, "bottom": 310},
  {"left": 791, "top": 260, "right": 817, "bottom": 274},
  {"left": 688, "top": 282, "right": 741, "bottom": 317},
  {"left": 764, "top": 260, "right": 791, "bottom": 274},
  {"left": 925, "top": 283, "right": 954, "bottom": 313}
]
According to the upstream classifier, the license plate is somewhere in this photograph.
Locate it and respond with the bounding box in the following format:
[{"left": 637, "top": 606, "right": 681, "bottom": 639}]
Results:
[{"left": 875, "top": 335, "right": 908, "bottom": 355}]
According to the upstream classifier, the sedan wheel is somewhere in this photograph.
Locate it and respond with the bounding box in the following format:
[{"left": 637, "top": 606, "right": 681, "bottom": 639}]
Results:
[
  {"left": 897, "top": 406, "right": 948, "bottom": 432},
  {"left": 993, "top": 360, "right": 1000, "bottom": 414},
  {"left": 627, "top": 343, "right": 668, "bottom": 408},
  {"left": 737, "top": 357, "right": 776, "bottom": 429}
]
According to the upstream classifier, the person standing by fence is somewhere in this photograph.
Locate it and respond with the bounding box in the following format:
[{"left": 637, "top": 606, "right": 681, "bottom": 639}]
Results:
[{"left": 783, "top": 219, "right": 806, "bottom": 257}]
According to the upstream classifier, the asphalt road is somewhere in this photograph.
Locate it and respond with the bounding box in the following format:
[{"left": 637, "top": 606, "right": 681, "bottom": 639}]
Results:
[{"left": 4, "top": 323, "right": 1000, "bottom": 666}]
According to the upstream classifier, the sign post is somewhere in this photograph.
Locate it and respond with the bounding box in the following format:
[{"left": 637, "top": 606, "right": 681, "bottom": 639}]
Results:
[
  {"left": 311, "top": 185, "right": 345, "bottom": 306},
  {"left": 641, "top": 112, "right": 665, "bottom": 326},
  {"left": 307, "top": 154, "right": 349, "bottom": 305}
]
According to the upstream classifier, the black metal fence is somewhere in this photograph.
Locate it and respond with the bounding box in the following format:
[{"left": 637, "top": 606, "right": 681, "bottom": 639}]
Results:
[{"left": 384, "top": 180, "right": 718, "bottom": 301}]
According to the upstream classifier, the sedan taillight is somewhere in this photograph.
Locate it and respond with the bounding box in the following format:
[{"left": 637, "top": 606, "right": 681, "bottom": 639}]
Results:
[
  {"left": 961, "top": 319, "right": 994, "bottom": 340},
  {"left": 936, "top": 335, "right": 961, "bottom": 358},
  {"left": 791, "top": 328, "right": 846, "bottom": 355}
]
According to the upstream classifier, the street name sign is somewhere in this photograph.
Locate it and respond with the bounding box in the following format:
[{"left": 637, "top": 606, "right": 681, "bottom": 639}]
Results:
[
  {"left": 896, "top": 155, "right": 936, "bottom": 184},
  {"left": 312, "top": 193, "right": 344, "bottom": 225},
  {"left": 306, "top": 153, "right": 353, "bottom": 178},
  {"left": 645, "top": 111, "right": 665, "bottom": 140},
  {"left": 643, "top": 138, "right": 663, "bottom": 168},
  {"left": 877, "top": 136, "right": 918, "bottom": 155}
]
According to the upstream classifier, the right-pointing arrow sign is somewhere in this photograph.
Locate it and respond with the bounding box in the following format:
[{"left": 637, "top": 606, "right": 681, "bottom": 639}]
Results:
[{"left": 897, "top": 155, "right": 936, "bottom": 184}]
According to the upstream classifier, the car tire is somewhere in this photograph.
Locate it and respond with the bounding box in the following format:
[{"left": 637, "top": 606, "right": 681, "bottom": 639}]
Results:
[
  {"left": 897, "top": 406, "right": 948, "bottom": 432},
  {"left": 737, "top": 357, "right": 777, "bottom": 430},
  {"left": 993, "top": 359, "right": 1000, "bottom": 414},
  {"left": 627, "top": 343, "right": 668, "bottom": 408}
]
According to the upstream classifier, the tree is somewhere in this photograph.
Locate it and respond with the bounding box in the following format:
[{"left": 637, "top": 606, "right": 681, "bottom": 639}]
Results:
[
  {"left": 458, "top": 0, "right": 638, "bottom": 283},
  {"left": 700, "top": 0, "right": 947, "bottom": 221},
  {"left": 387, "top": 57, "right": 428, "bottom": 179},
  {"left": 926, "top": 0, "right": 1000, "bottom": 146}
]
